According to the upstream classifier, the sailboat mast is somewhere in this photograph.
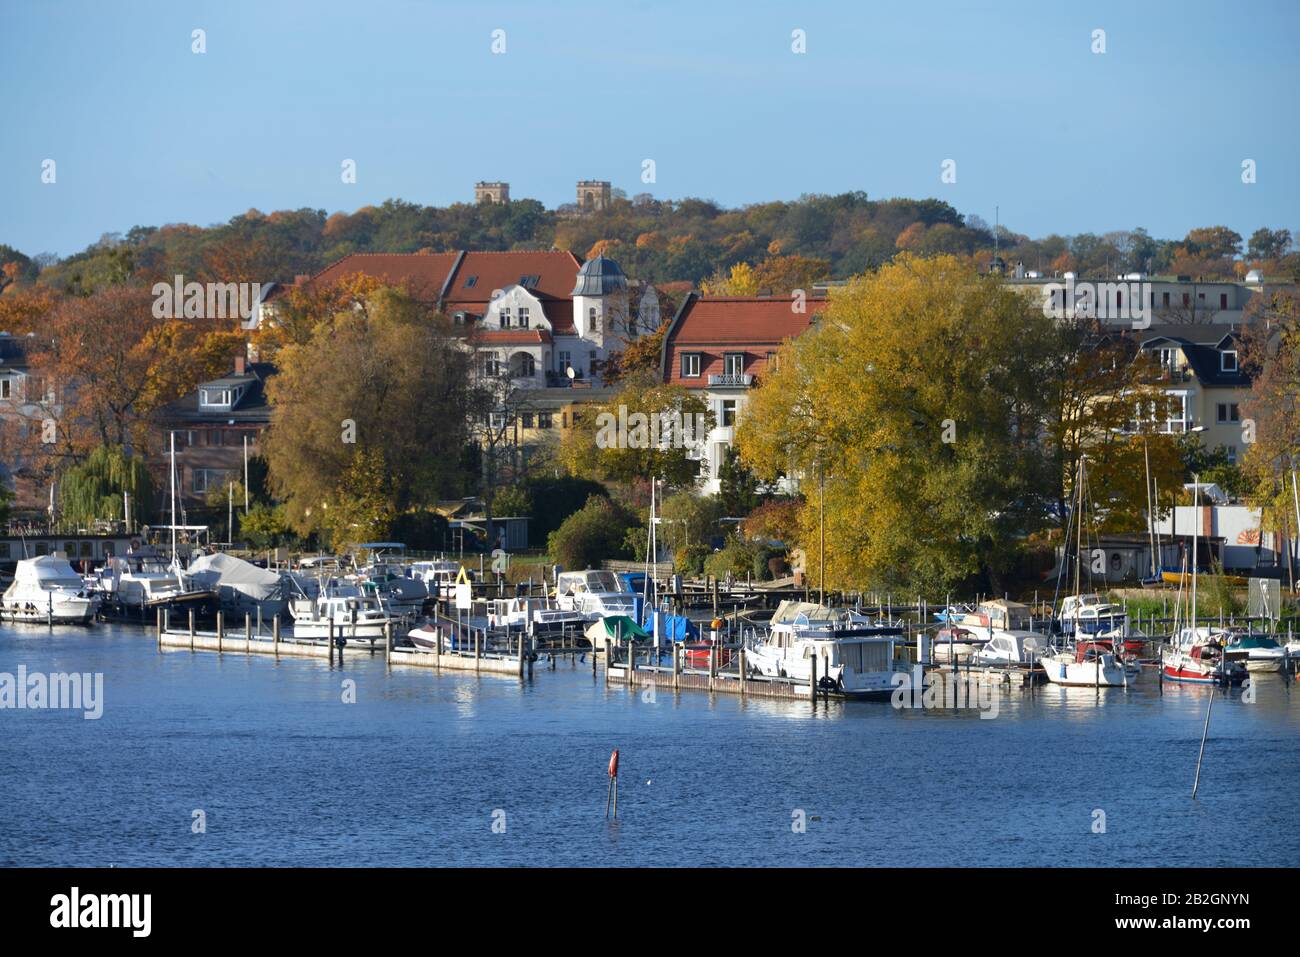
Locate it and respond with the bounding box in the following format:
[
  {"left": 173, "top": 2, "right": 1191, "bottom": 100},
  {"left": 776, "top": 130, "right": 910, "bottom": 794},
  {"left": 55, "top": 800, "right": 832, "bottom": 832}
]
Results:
[
  {"left": 1190, "top": 474, "right": 1199, "bottom": 630},
  {"left": 1144, "top": 438, "right": 1156, "bottom": 577},
  {"left": 1074, "top": 457, "right": 1084, "bottom": 597},
  {"left": 170, "top": 431, "right": 178, "bottom": 572}
]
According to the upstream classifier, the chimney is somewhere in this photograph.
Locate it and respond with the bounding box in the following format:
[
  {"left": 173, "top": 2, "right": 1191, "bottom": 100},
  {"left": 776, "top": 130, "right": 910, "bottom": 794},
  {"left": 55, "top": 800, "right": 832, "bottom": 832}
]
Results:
[
  {"left": 294, "top": 274, "right": 311, "bottom": 286},
  {"left": 234, "top": 355, "right": 246, "bottom": 376}
]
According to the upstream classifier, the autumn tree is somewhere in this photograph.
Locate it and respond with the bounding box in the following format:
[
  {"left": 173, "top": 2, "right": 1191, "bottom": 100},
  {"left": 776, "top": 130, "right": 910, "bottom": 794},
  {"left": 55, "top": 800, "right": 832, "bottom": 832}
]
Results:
[
  {"left": 556, "top": 373, "right": 711, "bottom": 488},
  {"left": 737, "top": 255, "right": 1060, "bottom": 595},
  {"left": 261, "top": 287, "right": 474, "bottom": 544}
]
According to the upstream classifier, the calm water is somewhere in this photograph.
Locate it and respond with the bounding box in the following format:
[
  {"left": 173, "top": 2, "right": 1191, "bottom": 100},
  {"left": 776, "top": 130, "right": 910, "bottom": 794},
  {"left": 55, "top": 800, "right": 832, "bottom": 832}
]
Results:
[{"left": 1, "top": 623, "right": 1297, "bottom": 867}]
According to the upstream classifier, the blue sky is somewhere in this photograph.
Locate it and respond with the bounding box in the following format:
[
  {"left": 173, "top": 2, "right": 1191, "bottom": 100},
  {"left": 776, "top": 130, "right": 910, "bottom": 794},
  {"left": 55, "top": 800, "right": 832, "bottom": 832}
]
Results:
[{"left": 3, "top": 0, "right": 1297, "bottom": 257}]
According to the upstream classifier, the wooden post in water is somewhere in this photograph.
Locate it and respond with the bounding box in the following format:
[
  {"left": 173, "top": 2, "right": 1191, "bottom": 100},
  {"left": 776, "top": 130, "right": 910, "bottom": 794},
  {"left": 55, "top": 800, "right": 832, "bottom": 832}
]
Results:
[
  {"left": 738, "top": 646, "right": 746, "bottom": 697},
  {"left": 244, "top": 613, "right": 252, "bottom": 654},
  {"left": 673, "top": 641, "right": 681, "bottom": 690},
  {"left": 517, "top": 634, "right": 524, "bottom": 677},
  {"left": 156, "top": 607, "right": 163, "bottom": 649},
  {"left": 188, "top": 608, "right": 195, "bottom": 650},
  {"left": 216, "top": 610, "right": 224, "bottom": 654},
  {"left": 604, "top": 638, "right": 611, "bottom": 686},
  {"left": 809, "top": 653, "right": 818, "bottom": 704},
  {"left": 328, "top": 617, "right": 335, "bottom": 666},
  {"left": 273, "top": 614, "right": 281, "bottom": 658},
  {"left": 385, "top": 622, "right": 392, "bottom": 671}
]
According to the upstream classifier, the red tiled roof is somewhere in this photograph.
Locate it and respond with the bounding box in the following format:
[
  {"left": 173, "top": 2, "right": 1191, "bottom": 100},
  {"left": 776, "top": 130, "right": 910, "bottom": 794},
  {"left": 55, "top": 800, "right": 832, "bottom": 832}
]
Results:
[
  {"left": 669, "top": 295, "right": 827, "bottom": 344},
  {"left": 662, "top": 295, "right": 828, "bottom": 388},
  {"left": 445, "top": 250, "right": 582, "bottom": 302},
  {"left": 298, "top": 252, "right": 461, "bottom": 301},
  {"left": 471, "top": 329, "right": 552, "bottom": 345}
]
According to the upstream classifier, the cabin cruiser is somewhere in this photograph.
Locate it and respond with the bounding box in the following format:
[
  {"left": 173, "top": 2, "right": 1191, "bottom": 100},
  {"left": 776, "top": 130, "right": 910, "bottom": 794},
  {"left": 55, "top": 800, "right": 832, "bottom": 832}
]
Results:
[
  {"left": 407, "top": 560, "right": 468, "bottom": 602},
  {"left": 1040, "top": 640, "right": 1134, "bottom": 687},
  {"left": 971, "top": 630, "right": 1047, "bottom": 666},
  {"left": 487, "top": 596, "right": 586, "bottom": 643},
  {"left": 745, "top": 600, "right": 907, "bottom": 696},
  {"left": 1221, "top": 632, "right": 1290, "bottom": 673},
  {"left": 288, "top": 584, "right": 403, "bottom": 643},
  {"left": 934, "top": 599, "right": 1032, "bottom": 632},
  {"left": 1161, "top": 627, "right": 1247, "bottom": 685},
  {"left": 553, "top": 570, "right": 637, "bottom": 621},
  {"left": 1058, "top": 594, "right": 1126, "bottom": 637},
  {"left": 1, "top": 555, "right": 99, "bottom": 624},
  {"left": 89, "top": 549, "right": 219, "bottom": 624},
  {"left": 356, "top": 562, "right": 429, "bottom": 614},
  {"left": 187, "top": 552, "right": 290, "bottom": 620}
]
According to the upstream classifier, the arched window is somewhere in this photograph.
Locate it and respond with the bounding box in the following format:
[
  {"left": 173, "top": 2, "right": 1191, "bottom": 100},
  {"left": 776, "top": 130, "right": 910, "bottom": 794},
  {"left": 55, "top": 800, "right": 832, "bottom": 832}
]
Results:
[{"left": 510, "top": 353, "right": 535, "bottom": 378}]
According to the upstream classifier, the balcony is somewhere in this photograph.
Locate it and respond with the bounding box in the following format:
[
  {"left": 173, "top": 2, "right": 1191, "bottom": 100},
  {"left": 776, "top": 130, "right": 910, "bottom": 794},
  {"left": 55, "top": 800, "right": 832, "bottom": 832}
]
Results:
[{"left": 707, "top": 373, "right": 753, "bottom": 388}]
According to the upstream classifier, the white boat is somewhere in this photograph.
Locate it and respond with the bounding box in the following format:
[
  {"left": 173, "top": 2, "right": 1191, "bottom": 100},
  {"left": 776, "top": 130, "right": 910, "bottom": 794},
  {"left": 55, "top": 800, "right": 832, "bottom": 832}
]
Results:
[
  {"left": 1221, "top": 633, "right": 1290, "bottom": 673},
  {"left": 1, "top": 555, "right": 99, "bottom": 624},
  {"left": 1040, "top": 641, "right": 1131, "bottom": 687},
  {"left": 971, "top": 629, "right": 1047, "bottom": 666},
  {"left": 187, "top": 552, "right": 290, "bottom": 620},
  {"left": 90, "top": 550, "right": 219, "bottom": 623},
  {"left": 288, "top": 585, "right": 402, "bottom": 643},
  {"left": 1058, "top": 593, "right": 1127, "bottom": 637},
  {"left": 487, "top": 596, "right": 586, "bottom": 641},
  {"left": 407, "top": 560, "right": 468, "bottom": 601},
  {"left": 553, "top": 570, "right": 638, "bottom": 620},
  {"left": 356, "top": 562, "right": 428, "bottom": 613},
  {"left": 745, "top": 601, "right": 907, "bottom": 696}
]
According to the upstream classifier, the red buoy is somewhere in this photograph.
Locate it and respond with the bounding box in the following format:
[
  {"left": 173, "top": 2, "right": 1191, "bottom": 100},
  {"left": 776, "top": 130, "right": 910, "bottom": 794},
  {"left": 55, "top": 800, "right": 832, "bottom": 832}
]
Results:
[{"left": 608, "top": 749, "right": 619, "bottom": 778}]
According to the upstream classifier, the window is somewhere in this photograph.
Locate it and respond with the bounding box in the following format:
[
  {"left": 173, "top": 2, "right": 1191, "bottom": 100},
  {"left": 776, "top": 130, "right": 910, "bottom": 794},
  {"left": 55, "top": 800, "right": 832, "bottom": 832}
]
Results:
[
  {"left": 464, "top": 275, "right": 478, "bottom": 288},
  {"left": 558, "top": 351, "right": 572, "bottom": 374},
  {"left": 1220, "top": 349, "right": 1238, "bottom": 372},
  {"left": 681, "top": 353, "right": 701, "bottom": 377},
  {"left": 537, "top": 412, "right": 552, "bottom": 429},
  {"left": 520, "top": 275, "right": 539, "bottom": 288},
  {"left": 200, "top": 389, "right": 232, "bottom": 408},
  {"left": 1225, "top": 445, "right": 1238, "bottom": 465},
  {"left": 1198, "top": 292, "right": 1205, "bottom": 301},
  {"left": 720, "top": 399, "right": 737, "bottom": 427},
  {"left": 589, "top": 350, "right": 597, "bottom": 375},
  {"left": 589, "top": 306, "right": 598, "bottom": 331},
  {"left": 1220, "top": 293, "right": 1228, "bottom": 309},
  {"left": 0, "top": 379, "right": 10, "bottom": 399},
  {"left": 80, "top": 542, "right": 93, "bottom": 557},
  {"left": 192, "top": 469, "right": 226, "bottom": 494},
  {"left": 500, "top": 307, "right": 512, "bottom": 328},
  {"left": 479, "top": 352, "right": 502, "bottom": 377},
  {"left": 518, "top": 307, "right": 530, "bottom": 328},
  {"left": 0, "top": 543, "right": 9, "bottom": 558},
  {"left": 1217, "top": 403, "right": 1240, "bottom": 423},
  {"left": 724, "top": 353, "right": 745, "bottom": 376},
  {"left": 520, "top": 413, "right": 534, "bottom": 429},
  {"left": 1182, "top": 293, "right": 1190, "bottom": 307},
  {"left": 512, "top": 353, "right": 535, "bottom": 378},
  {"left": 1162, "top": 291, "right": 1171, "bottom": 307}
]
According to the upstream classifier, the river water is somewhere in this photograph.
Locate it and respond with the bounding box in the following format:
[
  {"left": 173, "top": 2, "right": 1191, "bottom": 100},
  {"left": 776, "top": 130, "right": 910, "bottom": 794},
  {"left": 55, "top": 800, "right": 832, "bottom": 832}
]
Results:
[{"left": 1, "top": 623, "right": 1296, "bottom": 867}]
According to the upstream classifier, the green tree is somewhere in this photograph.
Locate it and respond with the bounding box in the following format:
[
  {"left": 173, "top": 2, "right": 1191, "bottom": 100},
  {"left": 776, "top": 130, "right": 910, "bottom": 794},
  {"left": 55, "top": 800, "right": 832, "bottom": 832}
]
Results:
[
  {"left": 57, "top": 445, "right": 155, "bottom": 528},
  {"left": 546, "top": 495, "right": 635, "bottom": 571}
]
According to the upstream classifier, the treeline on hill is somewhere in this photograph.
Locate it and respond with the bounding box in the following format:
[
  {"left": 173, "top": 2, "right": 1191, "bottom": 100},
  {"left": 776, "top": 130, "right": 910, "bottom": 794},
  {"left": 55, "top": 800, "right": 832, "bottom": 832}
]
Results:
[{"left": 3, "top": 194, "right": 1297, "bottom": 302}]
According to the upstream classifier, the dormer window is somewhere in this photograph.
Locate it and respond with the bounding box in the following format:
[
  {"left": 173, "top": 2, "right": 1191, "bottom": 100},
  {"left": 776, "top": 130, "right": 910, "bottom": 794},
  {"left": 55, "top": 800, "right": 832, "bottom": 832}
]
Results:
[
  {"left": 464, "top": 276, "right": 478, "bottom": 289},
  {"left": 1220, "top": 349, "right": 1238, "bottom": 372},
  {"left": 201, "top": 388, "right": 232, "bottom": 409}
]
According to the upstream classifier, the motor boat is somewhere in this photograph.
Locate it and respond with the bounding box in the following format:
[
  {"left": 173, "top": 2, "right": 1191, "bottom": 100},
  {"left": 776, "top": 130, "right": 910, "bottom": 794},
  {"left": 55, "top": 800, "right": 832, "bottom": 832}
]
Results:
[
  {"left": 487, "top": 596, "right": 585, "bottom": 643},
  {"left": 971, "top": 629, "right": 1047, "bottom": 666},
  {"left": 288, "top": 584, "right": 402, "bottom": 643},
  {"left": 1221, "top": 632, "right": 1290, "bottom": 673},
  {"left": 1161, "top": 627, "right": 1247, "bottom": 685},
  {"left": 744, "top": 600, "right": 907, "bottom": 696},
  {"left": 1040, "top": 640, "right": 1133, "bottom": 687},
  {"left": 407, "top": 560, "right": 468, "bottom": 602},
  {"left": 1, "top": 555, "right": 99, "bottom": 624},
  {"left": 553, "top": 570, "right": 638, "bottom": 621},
  {"left": 1057, "top": 594, "right": 1126, "bottom": 637},
  {"left": 186, "top": 552, "right": 290, "bottom": 620},
  {"left": 89, "top": 549, "right": 219, "bottom": 624},
  {"left": 356, "top": 562, "right": 429, "bottom": 614}
]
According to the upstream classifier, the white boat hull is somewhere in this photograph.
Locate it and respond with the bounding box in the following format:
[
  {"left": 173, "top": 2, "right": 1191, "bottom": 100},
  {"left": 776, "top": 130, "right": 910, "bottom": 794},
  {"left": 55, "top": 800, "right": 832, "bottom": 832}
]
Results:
[
  {"left": 1040, "top": 653, "right": 1129, "bottom": 687},
  {"left": 1, "top": 595, "right": 97, "bottom": 624}
]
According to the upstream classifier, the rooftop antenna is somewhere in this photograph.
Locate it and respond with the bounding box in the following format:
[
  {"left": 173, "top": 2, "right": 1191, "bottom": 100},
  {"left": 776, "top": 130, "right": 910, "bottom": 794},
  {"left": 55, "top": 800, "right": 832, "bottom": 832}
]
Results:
[{"left": 994, "top": 206, "right": 999, "bottom": 262}]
